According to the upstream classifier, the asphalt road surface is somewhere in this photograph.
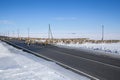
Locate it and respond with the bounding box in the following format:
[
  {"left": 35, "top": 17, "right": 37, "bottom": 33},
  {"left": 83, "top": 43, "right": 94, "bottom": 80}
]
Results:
[{"left": 2, "top": 39, "right": 120, "bottom": 80}]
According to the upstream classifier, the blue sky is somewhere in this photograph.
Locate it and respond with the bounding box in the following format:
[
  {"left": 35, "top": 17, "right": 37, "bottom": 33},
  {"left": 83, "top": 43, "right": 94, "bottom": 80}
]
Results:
[{"left": 0, "top": 0, "right": 120, "bottom": 39}]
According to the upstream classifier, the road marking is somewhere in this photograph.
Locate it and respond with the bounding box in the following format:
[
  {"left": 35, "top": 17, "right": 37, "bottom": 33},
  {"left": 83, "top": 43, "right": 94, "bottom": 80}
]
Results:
[
  {"left": 48, "top": 48, "right": 120, "bottom": 69},
  {"left": 3, "top": 40, "right": 100, "bottom": 80}
]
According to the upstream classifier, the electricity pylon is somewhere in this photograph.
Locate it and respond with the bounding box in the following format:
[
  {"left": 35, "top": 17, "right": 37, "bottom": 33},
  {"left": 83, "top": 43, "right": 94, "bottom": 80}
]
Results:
[{"left": 48, "top": 24, "right": 53, "bottom": 43}]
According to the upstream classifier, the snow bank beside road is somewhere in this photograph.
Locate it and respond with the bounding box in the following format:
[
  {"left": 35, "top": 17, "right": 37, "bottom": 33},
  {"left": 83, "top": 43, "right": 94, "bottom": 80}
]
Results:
[
  {"left": 55, "top": 42, "right": 120, "bottom": 56},
  {"left": 0, "top": 41, "right": 89, "bottom": 80}
]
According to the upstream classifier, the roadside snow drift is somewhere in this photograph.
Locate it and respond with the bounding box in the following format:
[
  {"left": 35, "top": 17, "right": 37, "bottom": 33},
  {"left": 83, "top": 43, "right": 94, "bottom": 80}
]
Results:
[
  {"left": 55, "top": 42, "right": 120, "bottom": 56},
  {"left": 0, "top": 41, "right": 90, "bottom": 80}
]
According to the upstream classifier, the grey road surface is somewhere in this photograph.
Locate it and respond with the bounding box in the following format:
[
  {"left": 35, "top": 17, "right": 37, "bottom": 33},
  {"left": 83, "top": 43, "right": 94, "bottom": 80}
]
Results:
[{"left": 2, "top": 39, "right": 120, "bottom": 80}]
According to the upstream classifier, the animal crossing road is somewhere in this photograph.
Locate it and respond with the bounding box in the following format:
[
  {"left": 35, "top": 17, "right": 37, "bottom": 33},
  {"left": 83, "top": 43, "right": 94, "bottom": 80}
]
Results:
[{"left": 2, "top": 39, "right": 120, "bottom": 80}]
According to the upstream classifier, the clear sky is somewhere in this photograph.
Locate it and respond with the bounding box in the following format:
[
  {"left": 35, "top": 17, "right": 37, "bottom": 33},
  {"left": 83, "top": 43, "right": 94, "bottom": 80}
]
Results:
[{"left": 0, "top": 0, "right": 120, "bottom": 39}]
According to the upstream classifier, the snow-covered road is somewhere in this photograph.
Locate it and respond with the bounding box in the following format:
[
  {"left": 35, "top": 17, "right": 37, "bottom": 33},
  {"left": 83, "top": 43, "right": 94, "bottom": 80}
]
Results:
[{"left": 0, "top": 41, "right": 89, "bottom": 80}]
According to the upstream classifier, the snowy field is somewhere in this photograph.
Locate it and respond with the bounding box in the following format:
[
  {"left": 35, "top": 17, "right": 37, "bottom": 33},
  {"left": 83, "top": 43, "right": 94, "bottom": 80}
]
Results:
[
  {"left": 0, "top": 41, "right": 90, "bottom": 80},
  {"left": 55, "top": 42, "right": 120, "bottom": 56}
]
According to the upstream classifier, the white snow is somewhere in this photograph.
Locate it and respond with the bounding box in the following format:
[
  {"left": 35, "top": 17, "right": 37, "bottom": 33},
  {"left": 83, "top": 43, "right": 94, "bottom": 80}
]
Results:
[
  {"left": 35, "top": 39, "right": 46, "bottom": 43},
  {"left": 55, "top": 42, "right": 120, "bottom": 57},
  {"left": 0, "top": 41, "right": 90, "bottom": 80}
]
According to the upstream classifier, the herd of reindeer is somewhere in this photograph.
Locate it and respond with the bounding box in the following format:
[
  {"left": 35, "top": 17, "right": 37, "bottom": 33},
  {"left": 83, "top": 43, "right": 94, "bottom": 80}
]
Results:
[
  {"left": 6, "top": 37, "right": 120, "bottom": 46},
  {"left": 0, "top": 35, "right": 120, "bottom": 46}
]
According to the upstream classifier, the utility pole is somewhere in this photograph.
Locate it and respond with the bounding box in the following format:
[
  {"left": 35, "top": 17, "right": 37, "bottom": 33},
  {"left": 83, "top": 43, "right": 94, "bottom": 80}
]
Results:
[
  {"left": 12, "top": 31, "right": 14, "bottom": 38},
  {"left": 102, "top": 25, "right": 104, "bottom": 41},
  {"left": 28, "top": 28, "right": 30, "bottom": 40},
  {"left": 6, "top": 31, "right": 9, "bottom": 37},
  {"left": 17, "top": 29, "right": 20, "bottom": 39}
]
